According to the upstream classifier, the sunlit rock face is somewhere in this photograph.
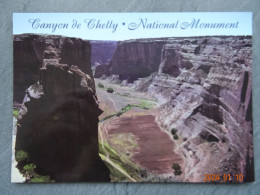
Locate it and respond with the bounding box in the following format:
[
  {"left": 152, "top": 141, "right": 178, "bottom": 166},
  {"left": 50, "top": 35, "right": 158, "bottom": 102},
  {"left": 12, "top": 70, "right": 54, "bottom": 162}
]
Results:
[{"left": 112, "top": 36, "right": 254, "bottom": 182}]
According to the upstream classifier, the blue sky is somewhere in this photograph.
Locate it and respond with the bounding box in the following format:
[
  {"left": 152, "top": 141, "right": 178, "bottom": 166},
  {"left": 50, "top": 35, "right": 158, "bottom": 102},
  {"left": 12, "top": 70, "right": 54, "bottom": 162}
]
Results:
[{"left": 13, "top": 13, "right": 252, "bottom": 41}]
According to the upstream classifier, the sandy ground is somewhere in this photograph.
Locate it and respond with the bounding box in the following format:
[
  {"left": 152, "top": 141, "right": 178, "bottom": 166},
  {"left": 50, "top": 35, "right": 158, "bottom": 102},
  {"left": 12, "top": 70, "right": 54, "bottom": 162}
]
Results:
[
  {"left": 96, "top": 79, "right": 183, "bottom": 177},
  {"left": 105, "top": 115, "right": 183, "bottom": 174}
]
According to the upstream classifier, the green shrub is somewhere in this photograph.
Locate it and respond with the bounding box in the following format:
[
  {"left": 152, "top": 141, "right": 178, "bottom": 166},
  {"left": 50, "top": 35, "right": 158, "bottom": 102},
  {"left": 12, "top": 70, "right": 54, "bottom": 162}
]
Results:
[
  {"left": 172, "top": 163, "right": 182, "bottom": 175},
  {"left": 23, "top": 163, "right": 36, "bottom": 172},
  {"left": 13, "top": 109, "right": 19, "bottom": 117},
  {"left": 121, "top": 104, "right": 131, "bottom": 112},
  {"left": 173, "top": 134, "right": 179, "bottom": 140},
  {"left": 15, "top": 150, "right": 29, "bottom": 163},
  {"left": 30, "top": 175, "right": 53, "bottom": 183},
  {"left": 116, "top": 112, "right": 122, "bottom": 117},
  {"left": 171, "top": 128, "right": 177, "bottom": 135},
  {"left": 23, "top": 163, "right": 36, "bottom": 176},
  {"left": 98, "top": 83, "right": 104, "bottom": 88},
  {"left": 107, "top": 87, "right": 114, "bottom": 93}
]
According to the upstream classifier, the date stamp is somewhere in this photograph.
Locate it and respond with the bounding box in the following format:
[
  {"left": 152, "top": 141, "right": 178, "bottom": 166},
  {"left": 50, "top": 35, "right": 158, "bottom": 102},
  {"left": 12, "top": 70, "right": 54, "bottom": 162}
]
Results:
[{"left": 204, "top": 174, "right": 243, "bottom": 182}]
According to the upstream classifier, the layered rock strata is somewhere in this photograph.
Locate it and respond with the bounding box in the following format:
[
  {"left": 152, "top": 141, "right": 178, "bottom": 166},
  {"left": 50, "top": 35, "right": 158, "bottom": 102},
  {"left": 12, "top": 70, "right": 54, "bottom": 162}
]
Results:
[
  {"left": 111, "top": 36, "right": 254, "bottom": 182},
  {"left": 109, "top": 39, "right": 167, "bottom": 81}
]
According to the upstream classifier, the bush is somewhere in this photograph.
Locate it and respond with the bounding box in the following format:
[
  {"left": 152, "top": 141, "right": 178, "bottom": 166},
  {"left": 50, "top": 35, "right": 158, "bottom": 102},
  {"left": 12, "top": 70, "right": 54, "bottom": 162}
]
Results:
[
  {"left": 172, "top": 163, "right": 182, "bottom": 175},
  {"left": 13, "top": 109, "right": 19, "bottom": 117},
  {"left": 15, "top": 150, "right": 29, "bottom": 163},
  {"left": 21, "top": 162, "right": 54, "bottom": 183},
  {"left": 23, "top": 163, "right": 36, "bottom": 176},
  {"left": 121, "top": 104, "right": 131, "bottom": 112},
  {"left": 30, "top": 175, "right": 53, "bottom": 183},
  {"left": 173, "top": 134, "right": 179, "bottom": 140},
  {"left": 171, "top": 128, "right": 177, "bottom": 135},
  {"left": 98, "top": 83, "right": 104, "bottom": 88},
  {"left": 23, "top": 163, "right": 36, "bottom": 172},
  {"left": 107, "top": 87, "right": 114, "bottom": 93}
]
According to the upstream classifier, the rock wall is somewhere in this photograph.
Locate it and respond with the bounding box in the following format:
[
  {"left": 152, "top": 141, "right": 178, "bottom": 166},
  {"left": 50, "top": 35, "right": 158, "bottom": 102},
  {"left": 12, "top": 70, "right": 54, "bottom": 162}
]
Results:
[
  {"left": 109, "top": 39, "right": 167, "bottom": 81},
  {"left": 116, "top": 36, "right": 254, "bottom": 182},
  {"left": 14, "top": 34, "right": 92, "bottom": 103},
  {"left": 94, "top": 63, "right": 111, "bottom": 78},
  {"left": 14, "top": 34, "right": 110, "bottom": 182},
  {"left": 90, "top": 41, "right": 117, "bottom": 65}
]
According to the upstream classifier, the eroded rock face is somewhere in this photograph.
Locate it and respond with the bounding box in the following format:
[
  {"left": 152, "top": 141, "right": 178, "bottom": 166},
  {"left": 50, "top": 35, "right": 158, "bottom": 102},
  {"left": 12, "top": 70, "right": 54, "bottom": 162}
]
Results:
[
  {"left": 14, "top": 34, "right": 92, "bottom": 103},
  {"left": 109, "top": 39, "right": 167, "bottom": 81},
  {"left": 116, "top": 36, "right": 254, "bottom": 182},
  {"left": 14, "top": 34, "right": 110, "bottom": 182},
  {"left": 90, "top": 41, "right": 117, "bottom": 65},
  {"left": 94, "top": 63, "right": 111, "bottom": 78}
]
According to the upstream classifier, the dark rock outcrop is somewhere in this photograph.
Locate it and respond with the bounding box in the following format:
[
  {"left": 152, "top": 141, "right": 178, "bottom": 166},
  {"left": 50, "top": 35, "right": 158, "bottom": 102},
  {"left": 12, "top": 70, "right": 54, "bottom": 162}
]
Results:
[
  {"left": 14, "top": 34, "right": 110, "bottom": 182},
  {"left": 14, "top": 34, "right": 92, "bottom": 103}
]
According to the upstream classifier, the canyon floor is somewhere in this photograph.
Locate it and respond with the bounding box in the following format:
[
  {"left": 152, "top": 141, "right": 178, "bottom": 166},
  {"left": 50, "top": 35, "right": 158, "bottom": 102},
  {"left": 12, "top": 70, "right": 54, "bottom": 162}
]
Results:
[{"left": 96, "top": 79, "right": 184, "bottom": 182}]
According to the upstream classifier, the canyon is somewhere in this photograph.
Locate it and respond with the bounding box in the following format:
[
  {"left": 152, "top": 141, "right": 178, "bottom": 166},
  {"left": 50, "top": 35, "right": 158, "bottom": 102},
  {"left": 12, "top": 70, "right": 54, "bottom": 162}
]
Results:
[
  {"left": 13, "top": 34, "right": 254, "bottom": 183},
  {"left": 95, "top": 36, "right": 254, "bottom": 182}
]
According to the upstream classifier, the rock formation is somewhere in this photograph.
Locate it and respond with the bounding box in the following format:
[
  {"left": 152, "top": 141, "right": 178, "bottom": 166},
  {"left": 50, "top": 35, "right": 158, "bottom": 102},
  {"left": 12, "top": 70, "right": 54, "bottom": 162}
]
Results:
[
  {"left": 90, "top": 41, "right": 117, "bottom": 65},
  {"left": 108, "top": 36, "right": 254, "bottom": 182},
  {"left": 14, "top": 34, "right": 110, "bottom": 182},
  {"left": 94, "top": 63, "right": 111, "bottom": 78},
  {"left": 109, "top": 39, "right": 167, "bottom": 82},
  {"left": 14, "top": 34, "right": 93, "bottom": 103}
]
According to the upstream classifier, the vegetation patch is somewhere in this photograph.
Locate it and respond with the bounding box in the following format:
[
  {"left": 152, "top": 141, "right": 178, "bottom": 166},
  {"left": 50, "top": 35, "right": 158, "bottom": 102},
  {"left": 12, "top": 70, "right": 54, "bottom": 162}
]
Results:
[
  {"left": 98, "top": 82, "right": 104, "bottom": 88},
  {"left": 30, "top": 175, "right": 53, "bottom": 183},
  {"left": 100, "top": 101, "right": 155, "bottom": 124},
  {"left": 99, "top": 142, "right": 142, "bottom": 181},
  {"left": 109, "top": 133, "right": 138, "bottom": 158},
  {"left": 13, "top": 109, "right": 19, "bottom": 118},
  {"left": 171, "top": 128, "right": 177, "bottom": 135},
  {"left": 171, "top": 128, "right": 179, "bottom": 140},
  {"left": 172, "top": 163, "right": 182, "bottom": 175},
  {"left": 15, "top": 150, "right": 29, "bottom": 163},
  {"left": 107, "top": 87, "right": 114, "bottom": 93},
  {"left": 99, "top": 153, "right": 128, "bottom": 182},
  {"left": 15, "top": 150, "right": 53, "bottom": 183},
  {"left": 21, "top": 162, "right": 54, "bottom": 183},
  {"left": 99, "top": 142, "right": 119, "bottom": 160}
]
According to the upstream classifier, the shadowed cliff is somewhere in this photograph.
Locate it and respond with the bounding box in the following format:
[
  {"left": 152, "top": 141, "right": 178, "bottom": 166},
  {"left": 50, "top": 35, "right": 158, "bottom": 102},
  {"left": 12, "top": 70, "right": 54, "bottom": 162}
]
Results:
[{"left": 14, "top": 34, "right": 110, "bottom": 182}]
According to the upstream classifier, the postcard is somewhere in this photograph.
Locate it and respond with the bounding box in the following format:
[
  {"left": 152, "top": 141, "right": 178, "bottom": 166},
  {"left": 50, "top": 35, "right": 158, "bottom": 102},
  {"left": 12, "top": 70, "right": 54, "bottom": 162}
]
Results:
[{"left": 12, "top": 12, "right": 254, "bottom": 183}]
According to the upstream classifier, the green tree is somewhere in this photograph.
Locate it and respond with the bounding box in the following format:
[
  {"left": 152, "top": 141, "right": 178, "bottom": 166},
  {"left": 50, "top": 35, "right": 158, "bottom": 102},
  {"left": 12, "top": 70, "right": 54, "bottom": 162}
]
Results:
[
  {"left": 107, "top": 87, "right": 114, "bottom": 93},
  {"left": 15, "top": 150, "right": 29, "bottom": 163},
  {"left": 172, "top": 163, "right": 182, "bottom": 175},
  {"left": 98, "top": 83, "right": 104, "bottom": 88},
  {"left": 171, "top": 128, "right": 177, "bottom": 135}
]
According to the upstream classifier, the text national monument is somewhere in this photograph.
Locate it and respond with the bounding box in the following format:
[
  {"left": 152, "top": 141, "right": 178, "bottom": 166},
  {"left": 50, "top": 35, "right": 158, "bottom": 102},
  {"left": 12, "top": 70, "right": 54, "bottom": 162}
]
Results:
[{"left": 12, "top": 12, "right": 254, "bottom": 183}]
